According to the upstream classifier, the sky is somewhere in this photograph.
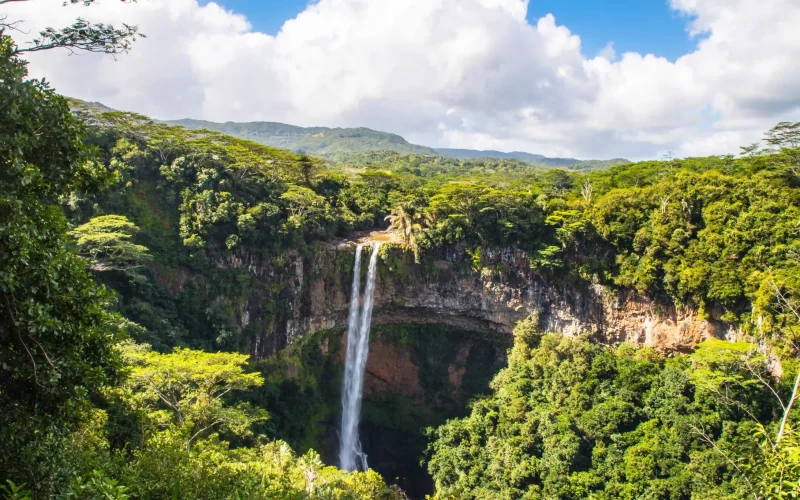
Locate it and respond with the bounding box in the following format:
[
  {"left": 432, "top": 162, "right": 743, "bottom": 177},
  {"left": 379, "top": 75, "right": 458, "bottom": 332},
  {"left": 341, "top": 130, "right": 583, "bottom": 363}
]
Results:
[
  {"left": 5, "top": 0, "right": 800, "bottom": 160},
  {"left": 208, "top": 0, "right": 699, "bottom": 60}
]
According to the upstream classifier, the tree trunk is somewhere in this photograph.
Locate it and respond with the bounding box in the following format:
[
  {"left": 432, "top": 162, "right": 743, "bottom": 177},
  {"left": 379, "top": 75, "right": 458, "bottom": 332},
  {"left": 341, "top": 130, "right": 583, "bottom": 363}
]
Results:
[{"left": 776, "top": 366, "right": 800, "bottom": 447}]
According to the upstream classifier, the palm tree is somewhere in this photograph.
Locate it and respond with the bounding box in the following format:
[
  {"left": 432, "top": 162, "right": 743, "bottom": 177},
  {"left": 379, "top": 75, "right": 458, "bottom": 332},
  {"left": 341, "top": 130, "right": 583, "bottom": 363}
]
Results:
[
  {"left": 385, "top": 204, "right": 413, "bottom": 244},
  {"left": 385, "top": 204, "right": 432, "bottom": 249}
]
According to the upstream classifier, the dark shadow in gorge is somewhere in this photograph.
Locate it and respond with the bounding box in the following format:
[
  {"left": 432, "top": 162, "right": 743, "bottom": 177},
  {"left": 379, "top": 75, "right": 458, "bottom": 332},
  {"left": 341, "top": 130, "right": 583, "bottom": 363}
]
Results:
[
  {"left": 244, "top": 323, "right": 510, "bottom": 499},
  {"left": 343, "top": 323, "right": 510, "bottom": 498},
  {"left": 358, "top": 323, "right": 510, "bottom": 496}
]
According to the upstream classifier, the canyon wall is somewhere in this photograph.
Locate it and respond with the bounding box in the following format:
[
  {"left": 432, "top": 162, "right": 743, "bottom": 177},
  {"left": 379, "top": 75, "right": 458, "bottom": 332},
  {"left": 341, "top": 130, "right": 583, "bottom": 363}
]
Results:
[{"left": 238, "top": 243, "right": 738, "bottom": 359}]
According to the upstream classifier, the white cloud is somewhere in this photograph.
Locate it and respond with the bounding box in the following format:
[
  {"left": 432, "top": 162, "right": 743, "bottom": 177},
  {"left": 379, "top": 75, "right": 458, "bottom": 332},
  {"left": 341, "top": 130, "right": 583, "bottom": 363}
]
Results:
[
  {"left": 597, "top": 42, "right": 616, "bottom": 61},
  {"left": 5, "top": 0, "right": 800, "bottom": 159}
]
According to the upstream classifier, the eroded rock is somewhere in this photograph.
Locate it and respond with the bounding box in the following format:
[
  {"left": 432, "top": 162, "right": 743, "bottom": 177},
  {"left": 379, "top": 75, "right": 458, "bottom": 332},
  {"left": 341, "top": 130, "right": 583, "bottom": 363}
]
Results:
[{"left": 245, "top": 244, "right": 738, "bottom": 358}]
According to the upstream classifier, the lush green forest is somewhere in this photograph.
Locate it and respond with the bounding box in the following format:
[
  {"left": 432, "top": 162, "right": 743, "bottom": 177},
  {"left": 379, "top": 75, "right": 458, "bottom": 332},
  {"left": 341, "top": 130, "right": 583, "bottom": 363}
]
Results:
[
  {"left": 3, "top": 7, "right": 800, "bottom": 499},
  {"left": 0, "top": 25, "right": 408, "bottom": 499},
  {"left": 427, "top": 318, "right": 799, "bottom": 499}
]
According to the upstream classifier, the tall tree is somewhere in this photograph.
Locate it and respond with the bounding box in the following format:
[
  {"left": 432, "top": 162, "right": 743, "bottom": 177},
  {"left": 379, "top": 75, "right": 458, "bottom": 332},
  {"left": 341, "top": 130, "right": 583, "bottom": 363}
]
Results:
[
  {"left": 122, "top": 344, "right": 268, "bottom": 449},
  {"left": 385, "top": 202, "right": 431, "bottom": 261},
  {"left": 70, "top": 215, "right": 152, "bottom": 272},
  {"left": 765, "top": 121, "right": 800, "bottom": 176},
  {"left": 0, "top": 21, "right": 135, "bottom": 488}
]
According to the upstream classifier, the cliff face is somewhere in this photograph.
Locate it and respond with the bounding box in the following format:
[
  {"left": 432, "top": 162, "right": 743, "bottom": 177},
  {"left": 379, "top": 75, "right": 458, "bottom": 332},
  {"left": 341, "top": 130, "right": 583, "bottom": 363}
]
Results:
[{"left": 244, "top": 244, "right": 738, "bottom": 359}]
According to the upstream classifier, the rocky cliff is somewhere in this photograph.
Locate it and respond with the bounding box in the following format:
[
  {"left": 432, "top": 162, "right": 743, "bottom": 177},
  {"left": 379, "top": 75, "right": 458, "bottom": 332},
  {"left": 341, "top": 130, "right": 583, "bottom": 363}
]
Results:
[{"left": 243, "top": 243, "right": 738, "bottom": 359}]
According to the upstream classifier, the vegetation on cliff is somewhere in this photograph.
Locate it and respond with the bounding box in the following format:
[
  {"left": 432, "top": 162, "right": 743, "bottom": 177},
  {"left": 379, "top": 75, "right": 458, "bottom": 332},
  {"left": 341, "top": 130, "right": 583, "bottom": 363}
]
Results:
[
  {"left": 427, "top": 316, "right": 800, "bottom": 499},
  {"left": 67, "top": 101, "right": 800, "bottom": 354}
]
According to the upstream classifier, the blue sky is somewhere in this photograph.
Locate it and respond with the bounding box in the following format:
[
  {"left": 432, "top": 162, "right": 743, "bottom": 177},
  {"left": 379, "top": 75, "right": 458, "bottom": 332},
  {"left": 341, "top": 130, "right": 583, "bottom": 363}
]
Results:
[
  {"left": 25, "top": 0, "right": 794, "bottom": 159},
  {"left": 203, "top": 0, "right": 700, "bottom": 61}
]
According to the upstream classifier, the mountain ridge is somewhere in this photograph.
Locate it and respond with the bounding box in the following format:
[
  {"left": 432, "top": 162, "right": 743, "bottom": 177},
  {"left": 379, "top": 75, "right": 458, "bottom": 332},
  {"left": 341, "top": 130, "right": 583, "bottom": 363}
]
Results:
[
  {"left": 73, "top": 101, "right": 628, "bottom": 169},
  {"left": 434, "top": 148, "right": 550, "bottom": 161},
  {"left": 168, "top": 118, "right": 629, "bottom": 170},
  {"left": 166, "top": 118, "right": 440, "bottom": 157}
]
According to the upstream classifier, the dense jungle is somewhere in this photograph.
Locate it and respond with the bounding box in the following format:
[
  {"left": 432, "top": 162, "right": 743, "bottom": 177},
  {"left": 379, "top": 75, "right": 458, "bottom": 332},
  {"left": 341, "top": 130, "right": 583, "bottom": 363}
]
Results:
[{"left": 3, "top": 2, "right": 800, "bottom": 499}]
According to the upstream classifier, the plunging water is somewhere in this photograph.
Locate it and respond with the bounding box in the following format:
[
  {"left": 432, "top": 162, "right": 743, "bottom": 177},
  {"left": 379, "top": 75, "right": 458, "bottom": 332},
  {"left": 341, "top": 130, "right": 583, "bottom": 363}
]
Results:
[{"left": 339, "top": 243, "right": 381, "bottom": 471}]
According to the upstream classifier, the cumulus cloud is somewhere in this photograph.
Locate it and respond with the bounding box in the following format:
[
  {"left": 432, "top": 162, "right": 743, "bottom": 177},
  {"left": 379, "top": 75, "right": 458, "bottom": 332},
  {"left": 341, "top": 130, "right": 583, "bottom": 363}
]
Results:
[
  {"left": 5, "top": 0, "right": 800, "bottom": 159},
  {"left": 597, "top": 42, "right": 616, "bottom": 61}
]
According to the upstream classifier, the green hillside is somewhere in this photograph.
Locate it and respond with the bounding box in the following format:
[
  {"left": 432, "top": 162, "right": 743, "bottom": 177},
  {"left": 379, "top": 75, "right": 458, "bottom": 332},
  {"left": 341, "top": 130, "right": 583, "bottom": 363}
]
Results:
[
  {"left": 166, "top": 118, "right": 439, "bottom": 156},
  {"left": 166, "top": 118, "right": 628, "bottom": 170}
]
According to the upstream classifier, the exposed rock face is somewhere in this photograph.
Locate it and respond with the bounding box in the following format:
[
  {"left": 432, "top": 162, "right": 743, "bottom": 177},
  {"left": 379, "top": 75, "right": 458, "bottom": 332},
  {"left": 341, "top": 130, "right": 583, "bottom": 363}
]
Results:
[
  {"left": 360, "top": 338, "right": 423, "bottom": 399},
  {"left": 246, "top": 244, "right": 738, "bottom": 359},
  {"left": 447, "top": 342, "right": 471, "bottom": 390}
]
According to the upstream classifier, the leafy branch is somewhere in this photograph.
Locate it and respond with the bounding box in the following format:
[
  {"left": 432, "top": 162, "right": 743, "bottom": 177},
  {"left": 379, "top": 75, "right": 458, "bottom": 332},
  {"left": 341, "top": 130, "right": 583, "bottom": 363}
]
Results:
[
  {"left": 1, "top": 0, "right": 143, "bottom": 57},
  {"left": 14, "top": 18, "right": 143, "bottom": 56}
]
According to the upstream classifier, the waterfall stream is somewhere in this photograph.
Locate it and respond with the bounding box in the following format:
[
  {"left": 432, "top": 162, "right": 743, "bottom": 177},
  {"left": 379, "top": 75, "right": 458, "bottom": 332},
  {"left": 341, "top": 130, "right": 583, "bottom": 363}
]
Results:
[{"left": 339, "top": 243, "right": 381, "bottom": 471}]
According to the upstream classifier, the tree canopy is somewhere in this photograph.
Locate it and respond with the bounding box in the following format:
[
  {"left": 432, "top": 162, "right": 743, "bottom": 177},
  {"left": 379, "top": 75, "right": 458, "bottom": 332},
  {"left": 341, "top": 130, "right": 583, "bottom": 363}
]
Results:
[
  {"left": 2, "top": 3, "right": 800, "bottom": 496},
  {"left": 426, "top": 318, "right": 797, "bottom": 499},
  {"left": 70, "top": 215, "right": 152, "bottom": 271}
]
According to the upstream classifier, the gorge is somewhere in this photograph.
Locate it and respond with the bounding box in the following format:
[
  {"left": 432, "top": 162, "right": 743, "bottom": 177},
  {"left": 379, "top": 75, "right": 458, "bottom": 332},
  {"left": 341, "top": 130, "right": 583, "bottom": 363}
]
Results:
[
  {"left": 3, "top": 4, "right": 800, "bottom": 496},
  {"left": 4, "top": 100, "right": 795, "bottom": 498},
  {"left": 207, "top": 240, "right": 741, "bottom": 496}
]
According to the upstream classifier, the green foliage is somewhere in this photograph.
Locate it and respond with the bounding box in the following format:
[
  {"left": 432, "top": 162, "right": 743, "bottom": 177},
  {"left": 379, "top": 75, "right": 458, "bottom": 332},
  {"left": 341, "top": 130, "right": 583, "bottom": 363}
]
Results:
[
  {"left": 76, "top": 93, "right": 800, "bottom": 357},
  {"left": 747, "top": 425, "right": 800, "bottom": 499},
  {"left": 432, "top": 148, "right": 628, "bottom": 171},
  {"left": 425, "top": 324, "right": 787, "bottom": 499},
  {"left": 122, "top": 343, "right": 268, "bottom": 448},
  {"left": 0, "top": 481, "right": 31, "bottom": 500},
  {"left": 280, "top": 184, "right": 333, "bottom": 236},
  {"left": 61, "top": 471, "right": 129, "bottom": 500},
  {"left": 63, "top": 110, "right": 365, "bottom": 351},
  {"left": 353, "top": 140, "right": 800, "bottom": 334},
  {"left": 423, "top": 182, "right": 547, "bottom": 253},
  {"left": 120, "top": 432, "right": 405, "bottom": 500},
  {"left": 6, "top": 0, "right": 142, "bottom": 58},
  {"left": 511, "top": 312, "right": 543, "bottom": 353},
  {"left": 589, "top": 169, "right": 800, "bottom": 317},
  {"left": 688, "top": 339, "right": 760, "bottom": 392},
  {"left": 0, "top": 32, "right": 124, "bottom": 491},
  {"left": 70, "top": 214, "right": 152, "bottom": 271},
  {"left": 106, "top": 344, "right": 403, "bottom": 499},
  {"left": 14, "top": 18, "right": 141, "bottom": 57},
  {"left": 2, "top": 341, "right": 401, "bottom": 498}
]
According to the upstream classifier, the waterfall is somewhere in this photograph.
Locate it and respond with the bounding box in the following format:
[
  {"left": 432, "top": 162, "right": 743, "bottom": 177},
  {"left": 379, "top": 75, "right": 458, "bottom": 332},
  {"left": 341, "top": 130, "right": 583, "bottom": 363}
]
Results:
[{"left": 339, "top": 242, "right": 381, "bottom": 471}]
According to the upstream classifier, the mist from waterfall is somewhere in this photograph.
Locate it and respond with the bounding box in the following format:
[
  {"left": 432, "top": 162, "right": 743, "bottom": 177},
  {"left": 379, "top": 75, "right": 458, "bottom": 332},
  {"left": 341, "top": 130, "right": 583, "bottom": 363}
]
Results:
[{"left": 339, "top": 243, "right": 381, "bottom": 472}]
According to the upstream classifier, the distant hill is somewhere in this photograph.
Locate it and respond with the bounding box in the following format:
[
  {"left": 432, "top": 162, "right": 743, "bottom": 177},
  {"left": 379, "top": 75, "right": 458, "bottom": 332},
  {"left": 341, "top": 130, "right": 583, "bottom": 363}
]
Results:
[
  {"left": 435, "top": 148, "right": 629, "bottom": 170},
  {"left": 165, "top": 119, "right": 439, "bottom": 157},
  {"left": 71, "top": 102, "right": 627, "bottom": 170},
  {"left": 567, "top": 158, "right": 632, "bottom": 172},
  {"left": 167, "top": 119, "right": 629, "bottom": 170},
  {"left": 435, "top": 148, "right": 549, "bottom": 162},
  {"left": 81, "top": 101, "right": 116, "bottom": 112},
  {"left": 67, "top": 98, "right": 116, "bottom": 114}
]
